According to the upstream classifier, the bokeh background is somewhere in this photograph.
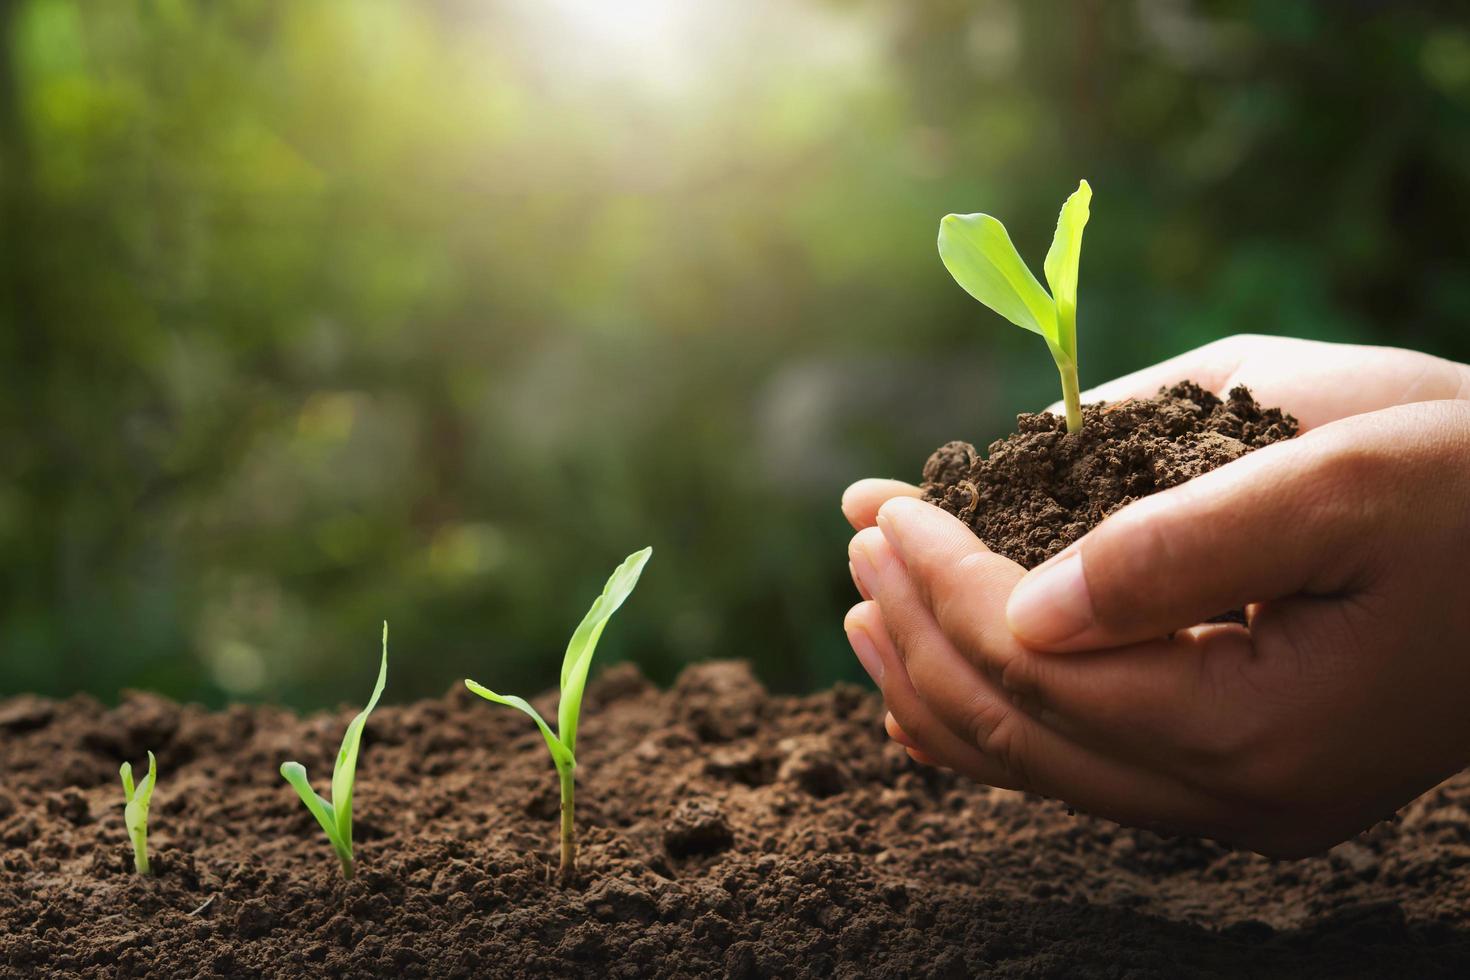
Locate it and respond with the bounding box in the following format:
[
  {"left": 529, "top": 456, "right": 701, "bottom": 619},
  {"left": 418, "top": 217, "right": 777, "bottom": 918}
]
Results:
[{"left": 4, "top": 0, "right": 1470, "bottom": 710}]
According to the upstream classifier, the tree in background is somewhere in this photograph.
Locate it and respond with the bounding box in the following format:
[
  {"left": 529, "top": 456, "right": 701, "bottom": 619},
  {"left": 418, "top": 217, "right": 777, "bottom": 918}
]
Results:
[{"left": 3, "top": 0, "right": 1469, "bottom": 707}]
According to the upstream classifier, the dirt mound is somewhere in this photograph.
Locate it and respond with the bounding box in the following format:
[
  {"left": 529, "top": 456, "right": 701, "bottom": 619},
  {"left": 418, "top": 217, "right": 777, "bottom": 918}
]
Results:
[{"left": 922, "top": 382, "right": 1297, "bottom": 569}]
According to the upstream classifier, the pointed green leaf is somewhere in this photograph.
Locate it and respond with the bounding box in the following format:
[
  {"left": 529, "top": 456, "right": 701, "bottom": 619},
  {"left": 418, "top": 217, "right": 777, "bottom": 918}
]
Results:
[
  {"left": 938, "top": 212, "right": 1058, "bottom": 344},
  {"left": 120, "top": 751, "right": 157, "bottom": 874},
  {"left": 1043, "top": 179, "right": 1091, "bottom": 362},
  {"left": 463, "top": 680, "right": 575, "bottom": 772},
  {"left": 329, "top": 622, "right": 389, "bottom": 851},
  {"left": 121, "top": 751, "right": 158, "bottom": 831},
  {"left": 557, "top": 547, "right": 652, "bottom": 754},
  {"left": 279, "top": 624, "right": 387, "bottom": 877},
  {"left": 280, "top": 760, "right": 344, "bottom": 854},
  {"left": 138, "top": 751, "right": 157, "bottom": 802}
]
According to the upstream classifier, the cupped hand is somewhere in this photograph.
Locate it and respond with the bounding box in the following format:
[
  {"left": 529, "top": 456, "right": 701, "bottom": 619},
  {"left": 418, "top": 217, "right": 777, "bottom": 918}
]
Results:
[
  {"left": 1039, "top": 333, "right": 1468, "bottom": 431},
  {"left": 841, "top": 339, "right": 1470, "bottom": 857}
]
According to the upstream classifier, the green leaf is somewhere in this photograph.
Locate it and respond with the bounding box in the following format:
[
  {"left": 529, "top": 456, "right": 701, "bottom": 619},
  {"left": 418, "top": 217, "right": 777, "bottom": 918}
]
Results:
[
  {"left": 279, "top": 760, "right": 343, "bottom": 855},
  {"left": 1043, "top": 180, "right": 1091, "bottom": 362},
  {"left": 330, "top": 622, "right": 389, "bottom": 853},
  {"left": 463, "top": 681, "right": 574, "bottom": 772},
  {"left": 556, "top": 546, "right": 652, "bottom": 754},
  {"left": 121, "top": 751, "right": 157, "bottom": 824},
  {"left": 938, "top": 212, "right": 1058, "bottom": 345},
  {"left": 279, "top": 624, "right": 388, "bottom": 877},
  {"left": 120, "top": 751, "right": 157, "bottom": 874}
]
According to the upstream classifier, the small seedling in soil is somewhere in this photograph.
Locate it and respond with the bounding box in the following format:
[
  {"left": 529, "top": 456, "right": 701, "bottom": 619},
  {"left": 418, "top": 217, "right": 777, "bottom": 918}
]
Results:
[
  {"left": 938, "top": 180, "right": 1092, "bottom": 432},
  {"left": 280, "top": 622, "right": 389, "bottom": 880},
  {"left": 118, "top": 750, "right": 157, "bottom": 875},
  {"left": 465, "top": 546, "right": 652, "bottom": 879}
]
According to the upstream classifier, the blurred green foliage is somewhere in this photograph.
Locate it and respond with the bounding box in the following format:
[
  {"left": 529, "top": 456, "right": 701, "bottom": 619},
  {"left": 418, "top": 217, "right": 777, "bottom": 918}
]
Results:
[{"left": 4, "top": 0, "right": 1470, "bottom": 709}]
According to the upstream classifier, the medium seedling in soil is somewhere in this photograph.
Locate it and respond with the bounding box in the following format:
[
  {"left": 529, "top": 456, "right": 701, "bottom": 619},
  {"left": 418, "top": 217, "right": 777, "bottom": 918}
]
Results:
[
  {"left": 118, "top": 750, "right": 158, "bottom": 875},
  {"left": 939, "top": 180, "right": 1092, "bottom": 432},
  {"left": 465, "top": 546, "right": 652, "bottom": 879},
  {"left": 279, "top": 623, "right": 389, "bottom": 880}
]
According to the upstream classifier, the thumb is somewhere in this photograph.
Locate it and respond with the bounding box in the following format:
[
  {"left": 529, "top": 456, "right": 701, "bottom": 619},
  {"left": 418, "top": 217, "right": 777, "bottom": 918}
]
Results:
[{"left": 1004, "top": 419, "right": 1377, "bottom": 652}]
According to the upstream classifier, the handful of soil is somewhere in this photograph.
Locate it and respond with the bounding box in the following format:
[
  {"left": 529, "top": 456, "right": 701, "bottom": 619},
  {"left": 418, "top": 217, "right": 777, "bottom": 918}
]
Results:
[{"left": 922, "top": 381, "right": 1297, "bottom": 569}]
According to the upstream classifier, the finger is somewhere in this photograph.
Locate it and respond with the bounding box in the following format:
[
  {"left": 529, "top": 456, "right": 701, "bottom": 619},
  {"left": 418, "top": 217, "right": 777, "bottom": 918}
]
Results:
[
  {"left": 844, "top": 600, "right": 1018, "bottom": 785},
  {"left": 886, "top": 714, "right": 942, "bottom": 765},
  {"left": 1043, "top": 335, "right": 1256, "bottom": 412},
  {"left": 1005, "top": 416, "right": 1380, "bottom": 652},
  {"left": 871, "top": 495, "right": 1274, "bottom": 781},
  {"left": 1047, "top": 335, "right": 1470, "bottom": 431},
  {"left": 884, "top": 712, "right": 916, "bottom": 748},
  {"left": 849, "top": 530, "right": 1231, "bottom": 835},
  {"left": 841, "top": 479, "right": 922, "bottom": 531},
  {"left": 873, "top": 496, "right": 1025, "bottom": 686}
]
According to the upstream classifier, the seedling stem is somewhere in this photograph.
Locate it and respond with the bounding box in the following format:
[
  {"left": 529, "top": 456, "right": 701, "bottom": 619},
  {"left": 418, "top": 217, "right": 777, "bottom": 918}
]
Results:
[
  {"left": 1059, "top": 361, "right": 1082, "bottom": 434},
  {"left": 559, "top": 764, "right": 576, "bottom": 875}
]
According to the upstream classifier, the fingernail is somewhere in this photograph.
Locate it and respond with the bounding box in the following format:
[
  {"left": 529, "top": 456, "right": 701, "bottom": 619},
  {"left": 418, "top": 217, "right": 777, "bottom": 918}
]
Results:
[
  {"left": 848, "top": 528, "right": 890, "bottom": 595},
  {"left": 874, "top": 496, "right": 922, "bottom": 561},
  {"left": 846, "top": 624, "right": 885, "bottom": 686},
  {"left": 884, "top": 712, "right": 914, "bottom": 747},
  {"left": 1006, "top": 551, "right": 1094, "bottom": 645}
]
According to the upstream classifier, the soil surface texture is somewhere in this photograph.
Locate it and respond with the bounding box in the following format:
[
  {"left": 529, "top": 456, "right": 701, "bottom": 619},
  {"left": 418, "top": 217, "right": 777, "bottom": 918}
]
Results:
[
  {"left": 922, "top": 382, "right": 1298, "bottom": 569},
  {"left": 3, "top": 662, "right": 1469, "bottom": 978}
]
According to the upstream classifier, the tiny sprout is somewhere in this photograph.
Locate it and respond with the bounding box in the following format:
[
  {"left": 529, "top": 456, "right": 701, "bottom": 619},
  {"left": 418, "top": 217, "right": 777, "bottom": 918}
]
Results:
[
  {"left": 938, "top": 180, "right": 1093, "bottom": 433},
  {"left": 119, "top": 750, "right": 157, "bottom": 875},
  {"left": 466, "top": 546, "right": 652, "bottom": 878},
  {"left": 280, "top": 622, "right": 389, "bottom": 880}
]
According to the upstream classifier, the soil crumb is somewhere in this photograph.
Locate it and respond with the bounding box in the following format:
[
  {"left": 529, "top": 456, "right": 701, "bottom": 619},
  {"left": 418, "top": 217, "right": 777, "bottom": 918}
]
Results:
[
  {"left": 3, "top": 663, "right": 1469, "bottom": 978},
  {"left": 923, "top": 382, "right": 1297, "bottom": 568}
]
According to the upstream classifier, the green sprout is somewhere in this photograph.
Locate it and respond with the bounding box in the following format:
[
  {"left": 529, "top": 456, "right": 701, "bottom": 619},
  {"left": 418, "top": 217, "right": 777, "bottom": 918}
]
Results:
[
  {"left": 280, "top": 622, "right": 389, "bottom": 880},
  {"left": 938, "top": 180, "right": 1093, "bottom": 433},
  {"left": 119, "top": 750, "right": 158, "bottom": 875},
  {"left": 465, "top": 546, "right": 652, "bottom": 879}
]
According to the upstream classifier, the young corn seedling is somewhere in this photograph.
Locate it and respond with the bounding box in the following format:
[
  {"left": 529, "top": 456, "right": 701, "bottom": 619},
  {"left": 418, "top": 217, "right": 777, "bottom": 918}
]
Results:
[
  {"left": 938, "top": 180, "right": 1093, "bottom": 433},
  {"left": 118, "top": 751, "right": 158, "bottom": 875},
  {"left": 465, "top": 546, "right": 652, "bottom": 879},
  {"left": 280, "top": 622, "right": 389, "bottom": 880}
]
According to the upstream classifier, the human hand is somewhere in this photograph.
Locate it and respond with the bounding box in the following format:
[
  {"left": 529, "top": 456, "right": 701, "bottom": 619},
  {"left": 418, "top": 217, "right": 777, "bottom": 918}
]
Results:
[
  {"left": 1040, "top": 333, "right": 1468, "bottom": 431},
  {"left": 842, "top": 341, "right": 1470, "bottom": 857}
]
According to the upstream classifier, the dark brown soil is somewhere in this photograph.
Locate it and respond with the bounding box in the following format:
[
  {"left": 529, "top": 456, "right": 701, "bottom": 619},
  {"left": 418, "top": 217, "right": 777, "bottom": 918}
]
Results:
[
  {"left": 3, "top": 663, "right": 1470, "bottom": 978},
  {"left": 922, "top": 382, "right": 1298, "bottom": 569}
]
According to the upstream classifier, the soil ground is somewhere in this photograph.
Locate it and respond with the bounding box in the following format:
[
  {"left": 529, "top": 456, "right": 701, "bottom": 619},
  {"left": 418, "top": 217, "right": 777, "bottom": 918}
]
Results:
[
  {"left": 3, "top": 662, "right": 1469, "bottom": 978},
  {"left": 922, "top": 382, "right": 1298, "bottom": 568}
]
